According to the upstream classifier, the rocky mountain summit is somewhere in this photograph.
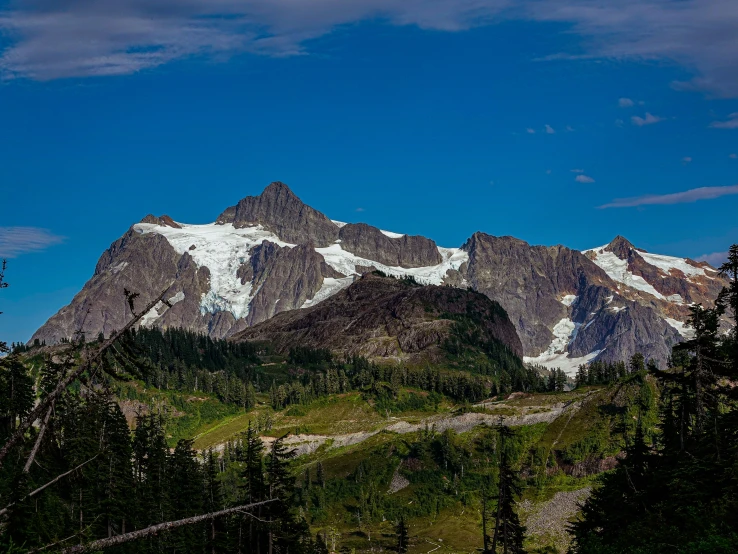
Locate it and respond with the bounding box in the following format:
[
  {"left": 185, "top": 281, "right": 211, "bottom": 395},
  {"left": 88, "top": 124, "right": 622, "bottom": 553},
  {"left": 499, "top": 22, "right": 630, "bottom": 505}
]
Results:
[
  {"left": 32, "top": 182, "right": 727, "bottom": 372},
  {"left": 233, "top": 272, "right": 523, "bottom": 364}
]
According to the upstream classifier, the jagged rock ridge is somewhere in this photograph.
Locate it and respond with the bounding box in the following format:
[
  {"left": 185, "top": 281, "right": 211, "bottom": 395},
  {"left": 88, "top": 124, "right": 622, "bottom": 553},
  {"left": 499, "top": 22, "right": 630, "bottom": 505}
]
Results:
[{"left": 31, "top": 182, "right": 728, "bottom": 372}]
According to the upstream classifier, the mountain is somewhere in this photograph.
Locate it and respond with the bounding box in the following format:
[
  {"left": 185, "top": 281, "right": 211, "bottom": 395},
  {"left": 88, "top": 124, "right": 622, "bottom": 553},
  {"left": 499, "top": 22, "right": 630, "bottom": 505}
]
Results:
[
  {"left": 31, "top": 182, "right": 727, "bottom": 372},
  {"left": 232, "top": 271, "right": 523, "bottom": 365}
]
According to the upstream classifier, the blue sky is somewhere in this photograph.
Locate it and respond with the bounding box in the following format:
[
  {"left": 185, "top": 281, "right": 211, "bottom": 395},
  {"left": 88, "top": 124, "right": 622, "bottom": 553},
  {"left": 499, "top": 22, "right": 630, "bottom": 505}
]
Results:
[{"left": 1, "top": 0, "right": 737, "bottom": 344}]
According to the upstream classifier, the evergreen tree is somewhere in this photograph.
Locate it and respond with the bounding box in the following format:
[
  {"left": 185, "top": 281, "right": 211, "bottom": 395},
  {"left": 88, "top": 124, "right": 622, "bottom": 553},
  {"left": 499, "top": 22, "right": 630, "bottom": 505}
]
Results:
[
  {"left": 395, "top": 514, "right": 409, "bottom": 553},
  {"left": 0, "top": 356, "right": 34, "bottom": 439},
  {"left": 491, "top": 426, "right": 526, "bottom": 554}
]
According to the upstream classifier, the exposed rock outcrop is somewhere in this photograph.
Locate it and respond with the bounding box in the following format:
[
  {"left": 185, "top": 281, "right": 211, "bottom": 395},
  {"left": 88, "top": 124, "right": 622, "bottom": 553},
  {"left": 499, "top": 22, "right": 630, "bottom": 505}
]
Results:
[
  {"left": 216, "top": 181, "right": 339, "bottom": 247},
  {"left": 33, "top": 229, "right": 189, "bottom": 343},
  {"left": 462, "top": 233, "right": 615, "bottom": 355},
  {"left": 570, "top": 286, "right": 681, "bottom": 364},
  {"left": 337, "top": 223, "right": 442, "bottom": 268},
  {"left": 233, "top": 272, "right": 523, "bottom": 363},
  {"left": 245, "top": 241, "right": 329, "bottom": 326}
]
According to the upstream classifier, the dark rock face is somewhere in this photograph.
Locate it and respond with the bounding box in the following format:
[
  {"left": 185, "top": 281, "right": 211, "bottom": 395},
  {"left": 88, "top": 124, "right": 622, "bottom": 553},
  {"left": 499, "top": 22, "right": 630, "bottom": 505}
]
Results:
[
  {"left": 216, "top": 182, "right": 339, "bottom": 247},
  {"left": 462, "top": 233, "right": 615, "bottom": 355},
  {"left": 232, "top": 273, "right": 523, "bottom": 363},
  {"left": 461, "top": 232, "right": 689, "bottom": 367},
  {"left": 245, "top": 241, "right": 328, "bottom": 326},
  {"left": 570, "top": 286, "right": 681, "bottom": 364},
  {"left": 33, "top": 229, "right": 192, "bottom": 344},
  {"left": 139, "top": 214, "right": 181, "bottom": 228},
  {"left": 595, "top": 236, "right": 726, "bottom": 324},
  {"left": 32, "top": 228, "right": 334, "bottom": 343},
  {"left": 338, "top": 223, "right": 442, "bottom": 268}
]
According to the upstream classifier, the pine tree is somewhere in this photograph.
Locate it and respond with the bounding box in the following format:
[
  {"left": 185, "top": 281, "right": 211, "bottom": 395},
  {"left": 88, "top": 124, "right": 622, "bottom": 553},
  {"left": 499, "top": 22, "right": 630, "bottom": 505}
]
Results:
[
  {"left": 0, "top": 356, "right": 34, "bottom": 439},
  {"left": 395, "top": 515, "right": 409, "bottom": 553},
  {"left": 491, "top": 426, "right": 526, "bottom": 554},
  {"left": 266, "top": 434, "right": 299, "bottom": 553}
]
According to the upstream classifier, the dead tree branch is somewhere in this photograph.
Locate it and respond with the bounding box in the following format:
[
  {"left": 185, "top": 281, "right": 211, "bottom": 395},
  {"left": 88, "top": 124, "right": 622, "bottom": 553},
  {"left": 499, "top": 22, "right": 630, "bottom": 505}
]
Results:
[
  {"left": 0, "top": 455, "right": 99, "bottom": 518},
  {"left": 0, "top": 283, "right": 174, "bottom": 468},
  {"left": 23, "top": 401, "right": 55, "bottom": 473},
  {"left": 58, "top": 499, "right": 278, "bottom": 554}
]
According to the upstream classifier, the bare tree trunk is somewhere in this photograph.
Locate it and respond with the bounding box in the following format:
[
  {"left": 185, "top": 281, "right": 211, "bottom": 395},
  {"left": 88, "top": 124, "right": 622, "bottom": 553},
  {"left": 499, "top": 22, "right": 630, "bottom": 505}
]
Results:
[
  {"left": 0, "top": 456, "right": 98, "bottom": 517},
  {"left": 54, "top": 500, "right": 277, "bottom": 554},
  {"left": 23, "top": 401, "right": 54, "bottom": 473}
]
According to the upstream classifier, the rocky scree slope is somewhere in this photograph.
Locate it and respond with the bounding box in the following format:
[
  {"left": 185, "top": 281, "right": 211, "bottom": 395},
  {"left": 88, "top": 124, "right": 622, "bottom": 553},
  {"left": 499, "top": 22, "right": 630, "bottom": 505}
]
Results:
[{"left": 32, "top": 182, "right": 726, "bottom": 371}]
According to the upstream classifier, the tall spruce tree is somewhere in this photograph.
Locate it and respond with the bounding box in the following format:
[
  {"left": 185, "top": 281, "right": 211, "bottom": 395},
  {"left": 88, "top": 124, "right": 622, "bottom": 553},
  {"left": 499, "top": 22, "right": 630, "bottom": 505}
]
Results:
[{"left": 491, "top": 426, "right": 526, "bottom": 554}]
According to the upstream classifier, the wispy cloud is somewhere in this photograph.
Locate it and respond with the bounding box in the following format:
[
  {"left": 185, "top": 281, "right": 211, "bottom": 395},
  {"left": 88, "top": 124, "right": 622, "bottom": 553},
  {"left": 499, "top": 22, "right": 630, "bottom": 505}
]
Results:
[
  {"left": 730, "top": 153, "right": 738, "bottom": 159},
  {"left": 618, "top": 97, "right": 634, "bottom": 108},
  {"left": 599, "top": 184, "right": 738, "bottom": 208},
  {"left": 2, "top": 1, "right": 738, "bottom": 97},
  {"left": 575, "top": 174, "right": 595, "bottom": 183},
  {"left": 544, "top": 124, "right": 555, "bottom": 134},
  {"left": 526, "top": 128, "right": 536, "bottom": 134},
  {"left": 570, "top": 168, "right": 585, "bottom": 173},
  {"left": 355, "top": 207, "right": 365, "bottom": 212},
  {"left": 697, "top": 251, "right": 728, "bottom": 267},
  {"left": 0, "top": 227, "right": 64, "bottom": 257},
  {"left": 709, "top": 113, "right": 738, "bottom": 129},
  {"left": 682, "top": 156, "right": 692, "bottom": 164},
  {"left": 631, "top": 112, "right": 664, "bottom": 126}
]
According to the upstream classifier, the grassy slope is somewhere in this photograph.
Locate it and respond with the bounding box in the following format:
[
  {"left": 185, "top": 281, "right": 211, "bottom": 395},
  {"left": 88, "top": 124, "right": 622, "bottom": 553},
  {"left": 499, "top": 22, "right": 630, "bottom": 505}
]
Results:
[{"left": 109, "top": 372, "right": 654, "bottom": 553}]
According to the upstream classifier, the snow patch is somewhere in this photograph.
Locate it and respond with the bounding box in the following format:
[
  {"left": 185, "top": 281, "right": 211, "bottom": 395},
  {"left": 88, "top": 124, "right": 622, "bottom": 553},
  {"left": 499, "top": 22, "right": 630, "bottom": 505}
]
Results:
[
  {"left": 134, "top": 222, "right": 293, "bottom": 319},
  {"left": 666, "top": 294, "right": 684, "bottom": 304},
  {"left": 380, "top": 229, "right": 405, "bottom": 238},
  {"left": 524, "top": 350, "right": 602, "bottom": 377},
  {"left": 639, "top": 251, "right": 709, "bottom": 279},
  {"left": 523, "top": 317, "right": 602, "bottom": 376},
  {"left": 665, "top": 318, "right": 695, "bottom": 339},
  {"left": 302, "top": 277, "right": 355, "bottom": 308},
  {"left": 561, "top": 295, "right": 577, "bottom": 307},
  {"left": 168, "top": 291, "right": 185, "bottom": 305},
  {"left": 135, "top": 221, "right": 469, "bottom": 322},
  {"left": 331, "top": 220, "right": 347, "bottom": 228},
  {"left": 317, "top": 244, "right": 469, "bottom": 286},
  {"left": 584, "top": 246, "right": 665, "bottom": 300}
]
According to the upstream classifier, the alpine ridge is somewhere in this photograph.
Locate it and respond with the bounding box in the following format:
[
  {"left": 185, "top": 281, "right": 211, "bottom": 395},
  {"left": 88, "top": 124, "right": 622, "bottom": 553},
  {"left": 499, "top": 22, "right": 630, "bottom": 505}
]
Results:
[{"left": 31, "top": 182, "right": 728, "bottom": 373}]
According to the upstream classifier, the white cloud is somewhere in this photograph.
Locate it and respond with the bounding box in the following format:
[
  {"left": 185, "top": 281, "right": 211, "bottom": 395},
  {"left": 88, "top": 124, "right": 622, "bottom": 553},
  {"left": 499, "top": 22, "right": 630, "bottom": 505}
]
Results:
[
  {"left": 600, "top": 184, "right": 738, "bottom": 208},
  {"left": 575, "top": 174, "right": 595, "bottom": 183},
  {"left": 545, "top": 124, "right": 556, "bottom": 134},
  {"left": 0, "top": 227, "right": 64, "bottom": 258},
  {"left": 1, "top": 1, "right": 738, "bottom": 97},
  {"left": 709, "top": 113, "right": 738, "bottom": 129},
  {"left": 697, "top": 251, "right": 728, "bottom": 267},
  {"left": 618, "top": 97, "right": 634, "bottom": 107},
  {"left": 730, "top": 153, "right": 738, "bottom": 159},
  {"left": 355, "top": 207, "right": 365, "bottom": 212},
  {"left": 565, "top": 125, "right": 574, "bottom": 132},
  {"left": 526, "top": 128, "right": 536, "bottom": 134},
  {"left": 546, "top": 169, "right": 552, "bottom": 174},
  {"left": 570, "top": 168, "right": 585, "bottom": 173},
  {"left": 631, "top": 112, "right": 665, "bottom": 126},
  {"left": 682, "top": 156, "right": 692, "bottom": 164}
]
